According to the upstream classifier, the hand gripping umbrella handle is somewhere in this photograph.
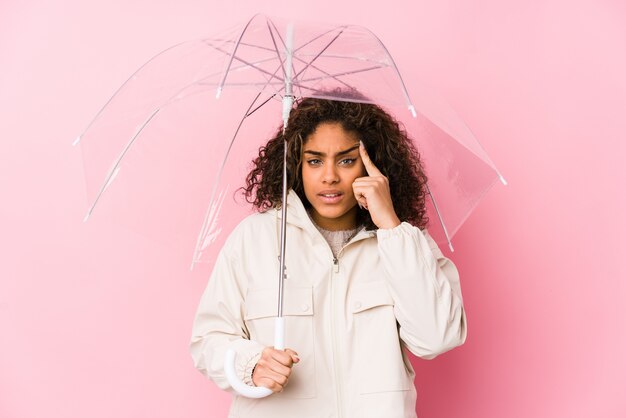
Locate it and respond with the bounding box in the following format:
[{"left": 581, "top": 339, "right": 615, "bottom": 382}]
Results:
[{"left": 224, "top": 317, "right": 285, "bottom": 398}]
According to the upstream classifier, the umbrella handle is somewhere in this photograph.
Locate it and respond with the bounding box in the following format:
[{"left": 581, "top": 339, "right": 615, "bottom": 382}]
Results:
[{"left": 224, "top": 317, "right": 285, "bottom": 398}]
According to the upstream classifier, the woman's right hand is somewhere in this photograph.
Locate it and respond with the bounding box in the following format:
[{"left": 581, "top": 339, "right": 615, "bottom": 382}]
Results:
[{"left": 252, "top": 346, "right": 300, "bottom": 393}]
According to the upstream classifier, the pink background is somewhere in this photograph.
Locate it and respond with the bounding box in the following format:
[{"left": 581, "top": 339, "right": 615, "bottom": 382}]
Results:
[{"left": 2, "top": 1, "right": 625, "bottom": 417}]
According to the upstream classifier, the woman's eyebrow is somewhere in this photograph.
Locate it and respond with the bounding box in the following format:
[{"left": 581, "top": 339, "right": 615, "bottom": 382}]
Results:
[{"left": 303, "top": 144, "right": 360, "bottom": 157}]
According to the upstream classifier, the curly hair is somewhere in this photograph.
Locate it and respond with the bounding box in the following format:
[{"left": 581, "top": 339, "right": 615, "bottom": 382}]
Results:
[{"left": 241, "top": 92, "right": 430, "bottom": 231}]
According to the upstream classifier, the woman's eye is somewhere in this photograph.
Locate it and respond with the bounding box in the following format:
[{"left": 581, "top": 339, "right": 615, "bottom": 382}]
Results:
[
  {"left": 307, "top": 159, "right": 322, "bottom": 166},
  {"left": 339, "top": 158, "right": 356, "bottom": 166}
]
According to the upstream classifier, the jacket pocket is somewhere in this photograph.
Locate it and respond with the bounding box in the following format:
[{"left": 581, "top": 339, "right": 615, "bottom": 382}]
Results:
[
  {"left": 244, "top": 285, "right": 317, "bottom": 399},
  {"left": 350, "top": 280, "right": 412, "bottom": 394}
]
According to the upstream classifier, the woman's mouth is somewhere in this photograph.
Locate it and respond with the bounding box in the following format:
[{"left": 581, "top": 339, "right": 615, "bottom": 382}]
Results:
[{"left": 318, "top": 191, "right": 344, "bottom": 204}]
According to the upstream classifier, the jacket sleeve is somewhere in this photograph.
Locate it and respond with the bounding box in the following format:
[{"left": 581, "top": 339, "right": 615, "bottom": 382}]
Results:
[
  {"left": 189, "top": 245, "right": 265, "bottom": 392},
  {"left": 377, "top": 222, "right": 468, "bottom": 359}
]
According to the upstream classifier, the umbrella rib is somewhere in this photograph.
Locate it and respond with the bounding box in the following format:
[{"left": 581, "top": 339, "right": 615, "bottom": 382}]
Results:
[
  {"left": 298, "top": 53, "right": 388, "bottom": 64},
  {"left": 196, "top": 64, "right": 383, "bottom": 95},
  {"left": 198, "top": 24, "right": 390, "bottom": 94},
  {"left": 193, "top": 80, "right": 339, "bottom": 98},
  {"left": 209, "top": 37, "right": 390, "bottom": 66},
  {"left": 209, "top": 23, "right": 386, "bottom": 88},
  {"left": 268, "top": 20, "right": 354, "bottom": 93},
  {"left": 116, "top": 42, "right": 286, "bottom": 132},
  {"left": 86, "top": 75, "right": 276, "bottom": 220},
  {"left": 75, "top": 38, "right": 199, "bottom": 145},
  {"left": 265, "top": 20, "right": 289, "bottom": 94},
  {"left": 196, "top": 52, "right": 283, "bottom": 84},
  {"left": 193, "top": 91, "right": 274, "bottom": 263},
  {"left": 425, "top": 183, "right": 454, "bottom": 252},
  {"left": 201, "top": 44, "right": 360, "bottom": 92},
  {"left": 90, "top": 51, "right": 288, "bottom": 222},
  {"left": 257, "top": 64, "right": 388, "bottom": 98},
  {"left": 267, "top": 19, "right": 299, "bottom": 96},
  {"left": 204, "top": 25, "right": 294, "bottom": 99},
  {"left": 197, "top": 64, "right": 384, "bottom": 96},
  {"left": 214, "top": 14, "right": 303, "bottom": 96},
  {"left": 208, "top": 37, "right": 279, "bottom": 53},
  {"left": 292, "top": 27, "right": 346, "bottom": 81},
  {"left": 205, "top": 37, "right": 388, "bottom": 65},
  {"left": 84, "top": 108, "right": 161, "bottom": 220},
  {"left": 216, "top": 14, "right": 265, "bottom": 95},
  {"left": 256, "top": 40, "right": 296, "bottom": 98},
  {"left": 204, "top": 40, "right": 286, "bottom": 87},
  {"left": 295, "top": 64, "right": 387, "bottom": 85},
  {"left": 288, "top": 54, "right": 355, "bottom": 91},
  {"left": 167, "top": 55, "right": 285, "bottom": 109},
  {"left": 270, "top": 20, "right": 348, "bottom": 55},
  {"left": 246, "top": 93, "right": 277, "bottom": 117},
  {"left": 360, "top": 27, "right": 417, "bottom": 116},
  {"left": 198, "top": 61, "right": 385, "bottom": 89},
  {"left": 196, "top": 52, "right": 388, "bottom": 85}
]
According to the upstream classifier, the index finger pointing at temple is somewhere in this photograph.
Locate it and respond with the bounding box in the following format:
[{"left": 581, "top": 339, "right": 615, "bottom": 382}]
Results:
[{"left": 359, "top": 140, "right": 382, "bottom": 177}]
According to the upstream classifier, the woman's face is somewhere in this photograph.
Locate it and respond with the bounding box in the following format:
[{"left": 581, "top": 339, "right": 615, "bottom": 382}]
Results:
[{"left": 301, "top": 122, "right": 366, "bottom": 231}]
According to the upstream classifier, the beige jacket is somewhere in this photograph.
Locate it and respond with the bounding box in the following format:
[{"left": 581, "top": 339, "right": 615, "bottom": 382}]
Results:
[{"left": 190, "top": 190, "right": 467, "bottom": 418}]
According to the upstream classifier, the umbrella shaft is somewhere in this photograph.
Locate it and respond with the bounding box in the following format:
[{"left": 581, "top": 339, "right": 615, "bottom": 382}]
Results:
[
  {"left": 277, "top": 134, "right": 288, "bottom": 318},
  {"left": 278, "top": 20, "right": 293, "bottom": 320}
]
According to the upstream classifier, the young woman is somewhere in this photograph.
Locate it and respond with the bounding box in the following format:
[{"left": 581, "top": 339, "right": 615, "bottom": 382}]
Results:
[{"left": 190, "top": 96, "right": 467, "bottom": 418}]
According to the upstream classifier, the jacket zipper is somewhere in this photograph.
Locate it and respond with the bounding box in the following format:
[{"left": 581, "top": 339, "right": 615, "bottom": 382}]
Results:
[
  {"left": 329, "top": 241, "right": 346, "bottom": 418},
  {"left": 329, "top": 261, "right": 344, "bottom": 418},
  {"left": 300, "top": 226, "right": 371, "bottom": 418},
  {"left": 330, "top": 231, "right": 373, "bottom": 274},
  {"left": 328, "top": 232, "right": 372, "bottom": 418}
]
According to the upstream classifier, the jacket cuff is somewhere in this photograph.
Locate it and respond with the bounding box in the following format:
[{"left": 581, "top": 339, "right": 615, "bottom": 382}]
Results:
[
  {"left": 376, "top": 222, "right": 423, "bottom": 242},
  {"left": 241, "top": 350, "right": 263, "bottom": 386}
]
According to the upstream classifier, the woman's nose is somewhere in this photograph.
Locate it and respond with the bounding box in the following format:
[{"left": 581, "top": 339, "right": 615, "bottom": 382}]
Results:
[{"left": 322, "top": 163, "right": 339, "bottom": 184}]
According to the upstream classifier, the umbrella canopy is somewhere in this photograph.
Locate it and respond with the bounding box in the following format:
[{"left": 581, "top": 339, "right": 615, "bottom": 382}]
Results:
[{"left": 75, "top": 13, "right": 505, "bottom": 268}]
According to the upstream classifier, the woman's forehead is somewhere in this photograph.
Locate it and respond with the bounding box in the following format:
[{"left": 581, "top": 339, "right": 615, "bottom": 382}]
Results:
[{"left": 303, "top": 122, "right": 360, "bottom": 152}]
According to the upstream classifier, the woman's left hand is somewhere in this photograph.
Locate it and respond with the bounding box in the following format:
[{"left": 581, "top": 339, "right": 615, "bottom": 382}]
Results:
[{"left": 352, "top": 141, "right": 401, "bottom": 229}]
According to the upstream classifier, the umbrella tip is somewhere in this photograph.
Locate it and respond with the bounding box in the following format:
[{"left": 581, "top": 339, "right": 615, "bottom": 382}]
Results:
[
  {"left": 83, "top": 211, "right": 91, "bottom": 222},
  {"left": 499, "top": 174, "right": 508, "bottom": 186},
  {"left": 216, "top": 87, "right": 222, "bottom": 99},
  {"left": 73, "top": 135, "right": 82, "bottom": 146},
  {"left": 408, "top": 105, "right": 417, "bottom": 118}
]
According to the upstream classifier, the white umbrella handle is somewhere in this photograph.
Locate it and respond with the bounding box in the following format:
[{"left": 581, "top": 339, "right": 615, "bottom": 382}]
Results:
[{"left": 224, "top": 317, "right": 285, "bottom": 398}]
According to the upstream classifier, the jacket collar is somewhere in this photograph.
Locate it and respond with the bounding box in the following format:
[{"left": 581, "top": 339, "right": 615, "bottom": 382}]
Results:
[{"left": 274, "top": 190, "right": 376, "bottom": 242}]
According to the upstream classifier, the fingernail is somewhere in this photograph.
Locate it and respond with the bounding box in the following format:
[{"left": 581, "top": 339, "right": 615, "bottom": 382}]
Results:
[{"left": 359, "top": 140, "right": 364, "bottom": 147}]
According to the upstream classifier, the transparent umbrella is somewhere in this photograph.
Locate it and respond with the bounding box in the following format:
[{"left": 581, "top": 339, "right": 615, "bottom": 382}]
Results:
[{"left": 74, "top": 13, "right": 506, "bottom": 397}]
